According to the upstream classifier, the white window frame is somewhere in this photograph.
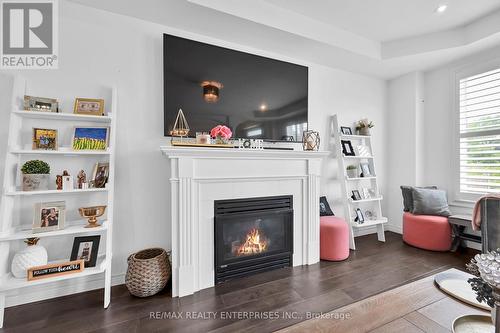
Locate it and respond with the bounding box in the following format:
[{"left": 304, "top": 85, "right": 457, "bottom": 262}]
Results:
[{"left": 451, "top": 58, "right": 500, "bottom": 205}]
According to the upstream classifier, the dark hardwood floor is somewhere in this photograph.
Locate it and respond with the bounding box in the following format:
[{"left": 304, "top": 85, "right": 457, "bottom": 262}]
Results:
[{"left": 1, "top": 232, "right": 477, "bottom": 333}]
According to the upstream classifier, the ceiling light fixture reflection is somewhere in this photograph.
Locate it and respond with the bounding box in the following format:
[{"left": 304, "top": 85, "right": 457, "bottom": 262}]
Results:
[
  {"left": 435, "top": 4, "right": 448, "bottom": 13},
  {"left": 201, "top": 81, "right": 223, "bottom": 103}
]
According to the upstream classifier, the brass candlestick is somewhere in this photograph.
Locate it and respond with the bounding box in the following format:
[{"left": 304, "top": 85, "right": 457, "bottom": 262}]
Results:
[{"left": 78, "top": 205, "right": 107, "bottom": 228}]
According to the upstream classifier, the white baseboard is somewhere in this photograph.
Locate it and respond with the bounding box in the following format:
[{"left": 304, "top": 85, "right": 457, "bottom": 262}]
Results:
[
  {"left": 5, "top": 273, "right": 125, "bottom": 307},
  {"left": 385, "top": 224, "right": 402, "bottom": 234}
]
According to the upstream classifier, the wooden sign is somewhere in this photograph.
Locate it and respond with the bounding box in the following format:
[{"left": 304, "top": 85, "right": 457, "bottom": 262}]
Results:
[{"left": 27, "top": 259, "right": 85, "bottom": 281}]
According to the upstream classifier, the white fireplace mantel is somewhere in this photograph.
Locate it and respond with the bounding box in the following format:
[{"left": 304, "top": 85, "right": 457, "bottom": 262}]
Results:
[{"left": 160, "top": 146, "right": 329, "bottom": 297}]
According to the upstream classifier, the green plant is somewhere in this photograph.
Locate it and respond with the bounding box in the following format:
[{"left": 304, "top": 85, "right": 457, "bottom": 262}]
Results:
[
  {"left": 21, "top": 160, "right": 50, "bottom": 174},
  {"left": 346, "top": 165, "right": 357, "bottom": 170},
  {"left": 356, "top": 118, "right": 374, "bottom": 130}
]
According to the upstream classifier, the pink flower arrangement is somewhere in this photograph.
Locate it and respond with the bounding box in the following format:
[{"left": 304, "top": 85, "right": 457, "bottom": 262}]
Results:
[{"left": 210, "top": 125, "right": 232, "bottom": 140}]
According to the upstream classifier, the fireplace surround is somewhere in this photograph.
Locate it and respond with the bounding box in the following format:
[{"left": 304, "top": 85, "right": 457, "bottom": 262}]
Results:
[
  {"left": 161, "top": 146, "right": 328, "bottom": 297},
  {"left": 214, "top": 195, "right": 293, "bottom": 283}
]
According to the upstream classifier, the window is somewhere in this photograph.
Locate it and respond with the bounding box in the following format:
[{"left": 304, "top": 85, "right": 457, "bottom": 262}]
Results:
[
  {"left": 286, "top": 122, "right": 307, "bottom": 141},
  {"left": 459, "top": 67, "right": 500, "bottom": 194}
]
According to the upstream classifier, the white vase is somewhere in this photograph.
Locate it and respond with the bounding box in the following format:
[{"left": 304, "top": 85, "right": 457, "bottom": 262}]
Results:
[{"left": 11, "top": 238, "right": 48, "bottom": 278}]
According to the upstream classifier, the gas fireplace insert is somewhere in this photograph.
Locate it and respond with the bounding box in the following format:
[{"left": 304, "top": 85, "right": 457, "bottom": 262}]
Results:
[{"left": 214, "top": 195, "right": 293, "bottom": 283}]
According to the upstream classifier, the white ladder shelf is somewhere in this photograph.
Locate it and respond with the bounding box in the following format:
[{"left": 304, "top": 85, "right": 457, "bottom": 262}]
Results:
[
  {"left": 0, "top": 77, "right": 117, "bottom": 328},
  {"left": 332, "top": 114, "right": 387, "bottom": 250}
]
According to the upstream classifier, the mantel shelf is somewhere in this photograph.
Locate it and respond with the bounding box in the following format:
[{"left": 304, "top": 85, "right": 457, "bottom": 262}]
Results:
[
  {"left": 160, "top": 146, "right": 330, "bottom": 159},
  {"left": 5, "top": 187, "right": 108, "bottom": 196},
  {"left": 13, "top": 110, "right": 112, "bottom": 122}
]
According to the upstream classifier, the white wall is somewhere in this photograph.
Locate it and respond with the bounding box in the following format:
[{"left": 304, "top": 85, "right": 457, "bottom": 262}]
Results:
[
  {"left": 0, "top": 1, "right": 387, "bottom": 306},
  {"left": 386, "top": 72, "right": 424, "bottom": 232}
]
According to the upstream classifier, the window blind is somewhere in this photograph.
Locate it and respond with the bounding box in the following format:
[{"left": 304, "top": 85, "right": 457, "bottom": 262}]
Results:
[{"left": 460, "top": 67, "right": 500, "bottom": 194}]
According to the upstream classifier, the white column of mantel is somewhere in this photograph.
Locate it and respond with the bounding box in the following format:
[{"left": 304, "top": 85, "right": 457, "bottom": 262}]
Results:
[
  {"left": 306, "top": 158, "right": 321, "bottom": 264},
  {"left": 170, "top": 157, "right": 197, "bottom": 297}
]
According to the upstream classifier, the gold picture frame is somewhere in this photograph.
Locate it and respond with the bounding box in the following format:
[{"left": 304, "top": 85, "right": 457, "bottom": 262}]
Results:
[{"left": 74, "top": 98, "right": 105, "bottom": 116}]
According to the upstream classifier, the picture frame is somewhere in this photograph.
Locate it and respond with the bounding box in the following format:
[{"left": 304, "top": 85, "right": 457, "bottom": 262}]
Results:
[
  {"left": 351, "top": 190, "right": 362, "bottom": 201},
  {"left": 355, "top": 208, "right": 365, "bottom": 223},
  {"left": 33, "top": 201, "right": 66, "bottom": 233},
  {"left": 360, "top": 162, "right": 372, "bottom": 177},
  {"left": 70, "top": 235, "right": 101, "bottom": 268},
  {"left": 23, "top": 95, "right": 58, "bottom": 113},
  {"left": 92, "top": 162, "right": 109, "bottom": 188},
  {"left": 341, "top": 140, "right": 355, "bottom": 156},
  {"left": 32, "top": 128, "right": 58, "bottom": 150},
  {"left": 361, "top": 188, "right": 371, "bottom": 199},
  {"left": 72, "top": 126, "right": 109, "bottom": 150},
  {"left": 340, "top": 126, "right": 352, "bottom": 135},
  {"left": 364, "top": 210, "right": 377, "bottom": 220},
  {"left": 356, "top": 145, "right": 372, "bottom": 157},
  {"left": 74, "top": 98, "right": 105, "bottom": 116},
  {"left": 28, "top": 259, "right": 84, "bottom": 281}
]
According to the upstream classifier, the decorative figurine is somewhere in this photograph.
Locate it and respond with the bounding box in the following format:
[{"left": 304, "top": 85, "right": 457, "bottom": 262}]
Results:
[
  {"left": 56, "top": 174, "right": 63, "bottom": 190},
  {"left": 77, "top": 170, "right": 87, "bottom": 189},
  {"left": 61, "top": 170, "right": 73, "bottom": 191}
]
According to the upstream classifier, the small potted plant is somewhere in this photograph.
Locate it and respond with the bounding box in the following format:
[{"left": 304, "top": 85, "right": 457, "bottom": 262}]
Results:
[
  {"left": 210, "top": 125, "right": 232, "bottom": 144},
  {"left": 356, "top": 119, "right": 374, "bottom": 136},
  {"left": 346, "top": 165, "right": 358, "bottom": 178},
  {"left": 21, "top": 160, "right": 50, "bottom": 191}
]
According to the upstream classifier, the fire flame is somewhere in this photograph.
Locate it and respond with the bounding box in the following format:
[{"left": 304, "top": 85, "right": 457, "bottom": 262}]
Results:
[{"left": 235, "top": 228, "right": 268, "bottom": 255}]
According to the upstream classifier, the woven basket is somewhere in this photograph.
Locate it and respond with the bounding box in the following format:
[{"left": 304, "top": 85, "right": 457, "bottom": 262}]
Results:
[{"left": 125, "top": 248, "right": 171, "bottom": 297}]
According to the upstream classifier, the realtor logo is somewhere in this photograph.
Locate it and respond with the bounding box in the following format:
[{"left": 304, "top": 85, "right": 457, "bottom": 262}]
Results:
[{"left": 1, "top": 0, "right": 58, "bottom": 69}]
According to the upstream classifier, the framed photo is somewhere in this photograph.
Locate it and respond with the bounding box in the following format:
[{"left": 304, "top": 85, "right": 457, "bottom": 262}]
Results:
[
  {"left": 33, "top": 201, "right": 66, "bottom": 233},
  {"left": 92, "top": 162, "right": 109, "bottom": 188},
  {"left": 364, "top": 210, "right": 377, "bottom": 220},
  {"left": 355, "top": 208, "right": 365, "bottom": 223},
  {"left": 23, "top": 95, "right": 58, "bottom": 113},
  {"left": 72, "top": 127, "right": 109, "bottom": 150},
  {"left": 360, "top": 162, "right": 372, "bottom": 177},
  {"left": 356, "top": 145, "right": 372, "bottom": 157},
  {"left": 74, "top": 98, "right": 105, "bottom": 116},
  {"left": 70, "top": 236, "right": 101, "bottom": 268},
  {"left": 340, "top": 126, "right": 352, "bottom": 135},
  {"left": 341, "top": 140, "right": 355, "bottom": 156},
  {"left": 32, "top": 128, "right": 58, "bottom": 150},
  {"left": 351, "top": 190, "right": 362, "bottom": 201}
]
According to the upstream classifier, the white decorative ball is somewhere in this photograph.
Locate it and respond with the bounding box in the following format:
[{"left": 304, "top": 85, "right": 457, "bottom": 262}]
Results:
[{"left": 11, "top": 239, "right": 48, "bottom": 278}]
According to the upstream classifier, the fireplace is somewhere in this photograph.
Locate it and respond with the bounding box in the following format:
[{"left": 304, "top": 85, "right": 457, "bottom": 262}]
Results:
[{"left": 214, "top": 195, "right": 293, "bottom": 283}]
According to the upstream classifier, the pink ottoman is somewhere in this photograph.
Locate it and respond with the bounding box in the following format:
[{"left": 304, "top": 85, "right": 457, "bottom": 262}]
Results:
[
  {"left": 403, "top": 212, "right": 451, "bottom": 251},
  {"left": 320, "top": 216, "right": 349, "bottom": 261}
]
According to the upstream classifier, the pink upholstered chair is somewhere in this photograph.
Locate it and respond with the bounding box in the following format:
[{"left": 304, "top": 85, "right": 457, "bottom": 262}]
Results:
[
  {"left": 320, "top": 216, "right": 350, "bottom": 261},
  {"left": 403, "top": 212, "right": 452, "bottom": 251}
]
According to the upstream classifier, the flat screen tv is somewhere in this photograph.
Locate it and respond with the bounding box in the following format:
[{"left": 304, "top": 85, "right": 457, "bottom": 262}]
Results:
[{"left": 163, "top": 34, "right": 308, "bottom": 142}]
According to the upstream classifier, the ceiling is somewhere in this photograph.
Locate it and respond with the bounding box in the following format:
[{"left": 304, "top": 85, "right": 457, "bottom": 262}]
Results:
[
  {"left": 68, "top": 0, "right": 500, "bottom": 79},
  {"left": 264, "top": 0, "right": 500, "bottom": 42}
]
